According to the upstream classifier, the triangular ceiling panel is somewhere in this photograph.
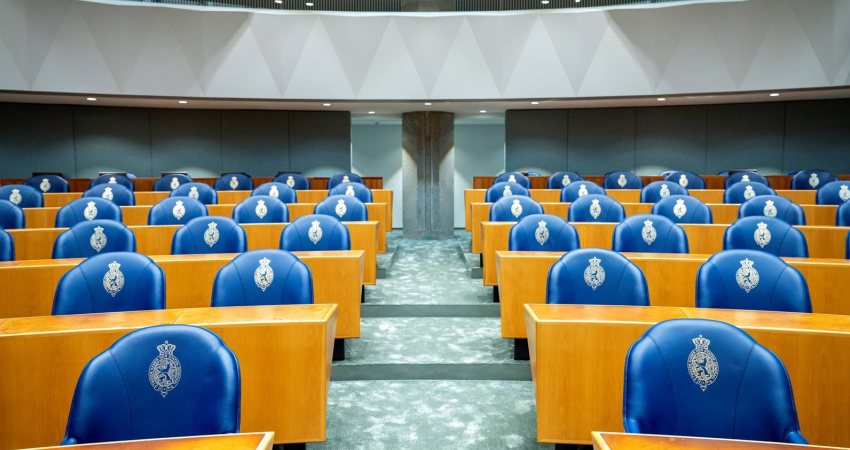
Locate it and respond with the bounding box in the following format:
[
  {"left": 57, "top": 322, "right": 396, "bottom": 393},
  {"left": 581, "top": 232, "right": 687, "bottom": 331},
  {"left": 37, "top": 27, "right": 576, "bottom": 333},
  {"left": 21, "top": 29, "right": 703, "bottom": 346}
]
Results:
[
  {"left": 0, "top": 37, "right": 28, "bottom": 90},
  {"left": 578, "top": 24, "right": 653, "bottom": 97},
  {"left": 358, "top": 19, "right": 428, "bottom": 99},
  {"left": 467, "top": 14, "right": 536, "bottom": 94},
  {"left": 25, "top": 0, "right": 70, "bottom": 84},
  {"left": 833, "top": 0, "right": 850, "bottom": 84},
  {"left": 0, "top": 0, "right": 29, "bottom": 85},
  {"left": 430, "top": 18, "right": 499, "bottom": 99},
  {"left": 169, "top": 10, "right": 208, "bottom": 90},
  {"left": 706, "top": 0, "right": 776, "bottom": 87},
  {"left": 249, "top": 14, "right": 315, "bottom": 97},
  {"left": 322, "top": 15, "right": 391, "bottom": 97},
  {"left": 395, "top": 15, "right": 464, "bottom": 95},
  {"left": 283, "top": 18, "right": 355, "bottom": 99},
  {"left": 790, "top": 0, "right": 836, "bottom": 80},
  {"left": 540, "top": 11, "right": 607, "bottom": 94},
  {"left": 657, "top": 11, "right": 736, "bottom": 93},
  {"left": 502, "top": 16, "right": 574, "bottom": 99},
  {"left": 206, "top": 24, "right": 281, "bottom": 98}
]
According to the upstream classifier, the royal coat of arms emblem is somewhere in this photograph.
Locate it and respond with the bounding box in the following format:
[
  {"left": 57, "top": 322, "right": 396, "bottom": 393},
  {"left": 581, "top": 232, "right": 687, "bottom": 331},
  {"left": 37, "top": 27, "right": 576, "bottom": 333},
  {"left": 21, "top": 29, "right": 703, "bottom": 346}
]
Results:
[
  {"left": 345, "top": 185, "right": 356, "bottom": 197},
  {"left": 108, "top": 176, "right": 117, "bottom": 184},
  {"left": 508, "top": 174, "right": 517, "bottom": 183},
  {"left": 269, "top": 185, "right": 280, "bottom": 198},
  {"left": 149, "top": 340, "right": 181, "bottom": 397},
  {"left": 229, "top": 176, "right": 239, "bottom": 190},
  {"left": 172, "top": 200, "right": 185, "bottom": 220},
  {"left": 763, "top": 200, "right": 777, "bottom": 218},
  {"left": 286, "top": 176, "right": 295, "bottom": 188},
  {"left": 673, "top": 199, "right": 687, "bottom": 219},
  {"left": 678, "top": 174, "right": 688, "bottom": 188},
  {"left": 103, "top": 261, "right": 124, "bottom": 297},
  {"left": 39, "top": 178, "right": 51, "bottom": 192},
  {"left": 510, "top": 199, "right": 523, "bottom": 218},
  {"left": 687, "top": 335, "right": 719, "bottom": 392},
  {"left": 84, "top": 201, "right": 98, "bottom": 220},
  {"left": 254, "top": 257, "right": 274, "bottom": 292},
  {"left": 309, "top": 220, "right": 323, "bottom": 244},
  {"left": 840, "top": 185, "right": 850, "bottom": 202},
  {"left": 9, "top": 188, "right": 21, "bottom": 205},
  {"left": 583, "top": 257, "right": 605, "bottom": 290},
  {"left": 188, "top": 186, "right": 199, "bottom": 200},
  {"left": 335, "top": 199, "right": 347, "bottom": 218},
  {"left": 578, "top": 184, "right": 589, "bottom": 197},
  {"left": 809, "top": 173, "right": 819, "bottom": 188},
  {"left": 102, "top": 187, "right": 114, "bottom": 201},
  {"left": 255, "top": 200, "right": 268, "bottom": 219},
  {"left": 743, "top": 185, "right": 756, "bottom": 200},
  {"left": 659, "top": 184, "right": 671, "bottom": 198},
  {"left": 170, "top": 177, "right": 180, "bottom": 190},
  {"left": 562, "top": 174, "right": 571, "bottom": 186},
  {"left": 535, "top": 220, "right": 549, "bottom": 245},
  {"left": 741, "top": 174, "right": 750, "bottom": 182},
  {"left": 754, "top": 222, "right": 771, "bottom": 248},
  {"left": 641, "top": 220, "right": 657, "bottom": 245},
  {"left": 90, "top": 226, "right": 107, "bottom": 253},
  {"left": 503, "top": 185, "right": 512, "bottom": 197},
  {"left": 343, "top": 175, "right": 350, "bottom": 183},
  {"left": 204, "top": 222, "right": 220, "bottom": 247},
  {"left": 735, "top": 258, "right": 759, "bottom": 293},
  {"left": 617, "top": 174, "right": 627, "bottom": 188},
  {"left": 589, "top": 199, "right": 602, "bottom": 219}
]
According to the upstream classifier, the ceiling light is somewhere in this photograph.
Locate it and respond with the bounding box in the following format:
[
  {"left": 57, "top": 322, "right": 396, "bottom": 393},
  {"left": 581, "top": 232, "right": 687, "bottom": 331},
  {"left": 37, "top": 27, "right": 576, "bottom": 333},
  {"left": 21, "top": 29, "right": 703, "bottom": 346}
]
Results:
[
  {"left": 769, "top": 93, "right": 780, "bottom": 97},
  {"left": 424, "top": 102, "right": 432, "bottom": 106},
  {"left": 657, "top": 98, "right": 667, "bottom": 102},
  {"left": 479, "top": 110, "right": 487, "bottom": 114},
  {"left": 178, "top": 100, "right": 188, "bottom": 104},
  {"left": 530, "top": 101, "right": 540, "bottom": 105},
  {"left": 322, "top": 103, "right": 332, "bottom": 107},
  {"left": 541, "top": 0, "right": 549, "bottom": 4},
  {"left": 86, "top": 97, "right": 97, "bottom": 102},
  {"left": 306, "top": 1, "right": 314, "bottom": 5},
  {"left": 368, "top": 111, "right": 375, "bottom": 115},
  {"left": 275, "top": 0, "right": 282, "bottom": 3}
]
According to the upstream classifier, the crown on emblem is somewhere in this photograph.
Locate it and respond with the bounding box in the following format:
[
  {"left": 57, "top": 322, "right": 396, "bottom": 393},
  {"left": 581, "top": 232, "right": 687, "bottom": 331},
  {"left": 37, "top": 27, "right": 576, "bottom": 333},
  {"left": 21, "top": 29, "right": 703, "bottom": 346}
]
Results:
[
  {"left": 312, "top": 220, "right": 320, "bottom": 227},
  {"left": 588, "top": 256, "right": 601, "bottom": 266},
  {"left": 692, "top": 334, "right": 710, "bottom": 350},
  {"left": 338, "top": 199, "right": 345, "bottom": 204},
  {"left": 258, "top": 199, "right": 265, "bottom": 206},
  {"left": 156, "top": 340, "right": 176, "bottom": 356},
  {"left": 676, "top": 199, "right": 684, "bottom": 205},
  {"left": 757, "top": 221, "right": 768, "bottom": 229},
  {"left": 512, "top": 199, "right": 520, "bottom": 204},
  {"left": 94, "top": 226, "right": 104, "bottom": 233},
  {"left": 538, "top": 220, "right": 547, "bottom": 227},
  {"left": 176, "top": 200, "right": 183, "bottom": 206},
  {"left": 765, "top": 200, "right": 774, "bottom": 206},
  {"left": 87, "top": 201, "right": 95, "bottom": 207},
  {"left": 740, "top": 258, "right": 754, "bottom": 268},
  {"left": 108, "top": 261, "right": 121, "bottom": 271},
  {"left": 259, "top": 257, "right": 271, "bottom": 266}
]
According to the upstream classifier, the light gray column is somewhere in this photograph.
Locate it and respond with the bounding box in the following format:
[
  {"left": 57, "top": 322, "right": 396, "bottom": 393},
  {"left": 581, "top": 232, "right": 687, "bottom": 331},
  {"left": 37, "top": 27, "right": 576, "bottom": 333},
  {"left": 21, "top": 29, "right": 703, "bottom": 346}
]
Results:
[{"left": 402, "top": 111, "right": 455, "bottom": 239}]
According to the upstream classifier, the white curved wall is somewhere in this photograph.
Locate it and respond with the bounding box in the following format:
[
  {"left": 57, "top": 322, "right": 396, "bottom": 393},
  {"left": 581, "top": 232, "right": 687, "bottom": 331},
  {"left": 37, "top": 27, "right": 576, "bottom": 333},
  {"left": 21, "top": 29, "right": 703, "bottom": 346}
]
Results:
[{"left": 0, "top": 0, "right": 848, "bottom": 100}]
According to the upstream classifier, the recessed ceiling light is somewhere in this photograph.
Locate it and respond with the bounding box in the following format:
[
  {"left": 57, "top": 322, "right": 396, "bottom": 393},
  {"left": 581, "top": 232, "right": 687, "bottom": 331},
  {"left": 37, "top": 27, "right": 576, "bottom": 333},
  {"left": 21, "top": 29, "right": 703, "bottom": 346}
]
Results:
[
  {"left": 275, "top": 0, "right": 282, "bottom": 3},
  {"left": 178, "top": 100, "right": 188, "bottom": 104},
  {"left": 424, "top": 102, "right": 432, "bottom": 106},
  {"left": 657, "top": 98, "right": 667, "bottom": 102},
  {"left": 306, "top": 1, "right": 314, "bottom": 5},
  {"left": 368, "top": 111, "right": 375, "bottom": 115},
  {"left": 86, "top": 97, "right": 97, "bottom": 102},
  {"left": 479, "top": 110, "right": 487, "bottom": 114},
  {"left": 530, "top": 101, "right": 540, "bottom": 105},
  {"left": 322, "top": 103, "right": 332, "bottom": 107},
  {"left": 541, "top": 0, "right": 549, "bottom": 4},
  {"left": 769, "top": 93, "right": 780, "bottom": 97}
]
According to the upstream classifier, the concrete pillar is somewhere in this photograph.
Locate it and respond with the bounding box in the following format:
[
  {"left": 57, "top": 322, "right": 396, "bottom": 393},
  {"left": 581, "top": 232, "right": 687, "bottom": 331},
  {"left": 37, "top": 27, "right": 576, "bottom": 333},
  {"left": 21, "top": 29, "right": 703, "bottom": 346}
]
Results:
[{"left": 402, "top": 111, "right": 454, "bottom": 239}]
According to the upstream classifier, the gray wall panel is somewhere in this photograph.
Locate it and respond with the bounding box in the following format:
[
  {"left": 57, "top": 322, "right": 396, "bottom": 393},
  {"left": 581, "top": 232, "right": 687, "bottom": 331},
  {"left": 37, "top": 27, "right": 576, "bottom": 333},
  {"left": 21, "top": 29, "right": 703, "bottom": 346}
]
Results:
[
  {"left": 568, "top": 108, "right": 636, "bottom": 174},
  {"left": 0, "top": 103, "right": 75, "bottom": 178},
  {"left": 505, "top": 110, "right": 566, "bottom": 175},
  {"left": 705, "top": 103, "right": 785, "bottom": 175},
  {"left": 635, "top": 106, "right": 707, "bottom": 175},
  {"left": 289, "top": 111, "right": 351, "bottom": 177},
  {"left": 784, "top": 100, "right": 850, "bottom": 174},
  {"left": 222, "top": 110, "right": 290, "bottom": 177},
  {"left": 73, "top": 106, "right": 151, "bottom": 178},
  {"left": 456, "top": 123, "right": 505, "bottom": 227},
  {"left": 352, "top": 123, "right": 403, "bottom": 226},
  {"left": 150, "top": 109, "right": 222, "bottom": 178}
]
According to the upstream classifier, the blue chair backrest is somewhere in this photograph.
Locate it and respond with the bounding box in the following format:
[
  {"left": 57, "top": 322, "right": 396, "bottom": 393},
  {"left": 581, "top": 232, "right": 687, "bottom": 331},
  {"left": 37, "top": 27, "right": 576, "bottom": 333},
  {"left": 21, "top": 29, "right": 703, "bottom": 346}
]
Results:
[
  {"left": 0, "top": 199, "right": 25, "bottom": 229},
  {"left": 696, "top": 250, "right": 811, "bottom": 313},
  {"left": 315, "top": 195, "right": 368, "bottom": 221},
  {"left": 640, "top": 181, "right": 688, "bottom": 203},
  {"left": 548, "top": 171, "right": 583, "bottom": 189},
  {"left": 509, "top": 214, "right": 580, "bottom": 252},
  {"left": 839, "top": 201, "right": 850, "bottom": 226},
  {"left": 60, "top": 324, "right": 240, "bottom": 445},
  {"left": 273, "top": 173, "right": 310, "bottom": 190},
  {"left": 816, "top": 180, "right": 850, "bottom": 205},
  {"left": 211, "top": 250, "right": 313, "bottom": 307},
  {"left": 83, "top": 183, "right": 135, "bottom": 206},
  {"left": 489, "top": 196, "right": 543, "bottom": 222},
  {"left": 724, "top": 216, "right": 808, "bottom": 257},
  {"left": 215, "top": 173, "right": 253, "bottom": 191},
  {"left": 0, "top": 184, "right": 43, "bottom": 208},
  {"left": 623, "top": 318, "right": 807, "bottom": 444},
  {"left": 25, "top": 174, "right": 69, "bottom": 193},
  {"left": 486, "top": 182, "right": 529, "bottom": 202},
  {"left": 725, "top": 171, "right": 769, "bottom": 188},
  {"left": 52, "top": 252, "right": 165, "bottom": 315},
  {"left": 53, "top": 220, "right": 136, "bottom": 259},
  {"left": 613, "top": 214, "right": 689, "bottom": 254},
  {"left": 546, "top": 248, "right": 649, "bottom": 305},
  {"left": 603, "top": 171, "right": 643, "bottom": 189},
  {"left": 152, "top": 174, "right": 193, "bottom": 192},
  {"left": 724, "top": 182, "right": 776, "bottom": 204},
  {"left": 329, "top": 182, "right": 373, "bottom": 203},
  {"left": 561, "top": 181, "right": 606, "bottom": 202},
  {"left": 148, "top": 197, "right": 208, "bottom": 225},
  {"left": 652, "top": 195, "right": 712, "bottom": 224},
  {"left": 56, "top": 198, "right": 123, "bottom": 228},
  {"left": 494, "top": 172, "right": 530, "bottom": 188},
  {"left": 0, "top": 227, "right": 13, "bottom": 261},
  {"left": 171, "top": 217, "right": 246, "bottom": 255},
  {"left": 791, "top": 169, "right": 836, "bottom": 190},
  {"left": 739, "top": 195, "right": 805, "bottom": 226},
  {"left": 90, "top": 174, "right": 134, "bottom": 191},
  {"left": 252, "top": 182, "right": 297, "bottom": 203},
  {"left": 280, "top": 214, "right": 351, "bottom": 251},
  {"left": 232, "top": 196, "right": 288, "bottom": 224},
  {"left": 664, "top": 171, "right": 705, "bottom": 190},
  {"left": 328, "top": 173, "right": 364, "bottom": 189},
  {"left": 568, "top": 194, "right": 625, "bottom": 223},
  {"left": 171, "top": 182, "right": 217, "bottom": 205}
]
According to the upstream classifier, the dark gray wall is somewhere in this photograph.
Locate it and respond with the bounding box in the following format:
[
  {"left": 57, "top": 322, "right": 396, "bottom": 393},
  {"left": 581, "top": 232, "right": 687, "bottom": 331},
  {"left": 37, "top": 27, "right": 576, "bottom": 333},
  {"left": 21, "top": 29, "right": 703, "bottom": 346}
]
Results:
[
  {"left": 0, "top": 103, "right": 351, "bottom": 178},
  {"left": 505, "top": 99, "right": 850, "bottom": 175}
]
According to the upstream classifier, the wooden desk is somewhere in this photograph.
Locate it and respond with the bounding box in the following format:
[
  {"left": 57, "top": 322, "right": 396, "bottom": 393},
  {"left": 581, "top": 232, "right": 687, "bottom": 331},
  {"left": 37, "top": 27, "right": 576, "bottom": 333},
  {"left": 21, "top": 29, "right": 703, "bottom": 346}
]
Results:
[
  {"left": 591, "top": 432, "right": 845, "bottom": 450},
  {"left": 29, "top": 432, "right": 275, "bottom": 450},
  {"left": 525, "top": 304, "right": 850, "bottom": 446},
  {"left": 0, "top": 251, "right": 362, "bottom": 338},
  {"left": 0, "top": 304, "right": 336, "bottom": 449},
  {"left": 497, "top": 251, "right": 850, "bottom": 338}
]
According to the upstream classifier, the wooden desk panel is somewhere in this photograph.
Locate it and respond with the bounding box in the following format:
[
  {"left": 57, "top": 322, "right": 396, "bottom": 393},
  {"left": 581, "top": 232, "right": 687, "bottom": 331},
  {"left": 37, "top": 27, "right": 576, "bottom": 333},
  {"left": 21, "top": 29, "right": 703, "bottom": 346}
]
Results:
[
  {"left": 43, "top": 192, "right": 83, "bottom": 208},
  {"left": 497, "top": 251, "right": 850, "bottom": 338},
  {"left": 0, "top": 304, "right": 336, "bottom": 448},
  {"left": 591, "top": 432, "right": 844, "bottom": 450},
  {"left": 526, "top": 304, "right": 850, "bottom": 446},
  {"left": 464, "top": 189, "right": 486, "bottom": 231},
  {"left": 30, "top": 432, "right": 275, "bottom": 450},
  {"left": 25, "top": 205, "right": 235, "bottom": 228}
]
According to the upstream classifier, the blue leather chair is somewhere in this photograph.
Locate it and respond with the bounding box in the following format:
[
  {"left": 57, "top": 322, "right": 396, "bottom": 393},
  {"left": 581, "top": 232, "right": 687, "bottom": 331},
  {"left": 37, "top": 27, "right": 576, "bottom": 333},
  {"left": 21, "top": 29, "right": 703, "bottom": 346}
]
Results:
[
  {"left": 90, "top": 174, "right": 134, "bottom": 191},
  {"left": 696, "top": 250, "right": 811, "bottom": 313},
  {"left": 328, "top": 172, "right": 364, "bottom": 189},
  {"left": 547, "top": 171, "right": 583, "bottom": 189},
  {"left": 280, "top": 214, "right": 351, "bottom": 251},
  {"left": 546, "top": 248, "right": 649, "bottom": 305},
  {"left": 623, "top": 318, "right": 807, "bottom": 444},
  {"left": 724, "top": 182, "right": 776, "bottom": 204},
  {"left": 0, "top": 199, "right": 26, "bottom": 229},
  {"left": 613, "top": 214, "right": 689, "bottom": 254},
  {"left": 232, "top": 195, "right": 288, "bottom": 224},
  {"left": 640, "top": 181, "right": 688, "bottom": 203},
  {"left": 52, "top": 252, "right": 165, "bottom": 315},
  {"left": 489, "top": 196, "right": 543, "bottom": 222},
  {"left": 664, "top": 171, "right": 705, "bottom": 190},
  {"left": 329, "top": 182, "right": 373, "bottom": 203},
  {"left": 0, "top": 184, "right": 43, "bottom": 208},
  {"left": 83, "top": 183, "right": 135, "bottom": 206},
  {"left": 171, "top": 217, "right": 246, "bottom": 255},
  {"left": 724, "top": 216, "right": 808, "bottom": 258},
  {"left": 509, "top": 214, "right": 580, "bottom": 252},
  {"left": 274, "top": 173, "right": 310, "bottom": 190},
  {"left": 739, "top": 195, "right": 805, "bottom": 226},
  {"left": 652, "top": 195, "right": 712, "bottom": 224},
  {"left": 527, "top": 171, "right": 541, "bottom": 177},
  {"left": 790, "top": 169, "right": 836, "bottom": 190},
  {"left": 568, "top": 194, "right": 625, "bottom": 223},
  {"left": 152, "top": 174, "right": 192, "bottom": 192},
  {"left": 215, "top": 173, "right": 253, "bottom": 191},
  {"left": 211, "top": 250, "right": 313, "bottom": 306},
  {"left": 315, "top": 195, "right": 368, "bottom": 221},
  {"left": 838, "top": 201, "right": 850, "bottom": 226},
  {"left": 0, "top": 227, "right": 13, "bottom": 261},
  {"left": 486, "top": 182, "right": 529, "bottom": 202},
  {"left": 26, "top": 174, "right": 70, "bottom": 193},
  {"left": 561, "top": 181, "right": 605, "bottom": 202},
  {"left": 148, "top": 197, "right": 208, "bottom": 226},
  {"left": 725, "top": 171, "right": 769, "bottom": 188},
  {"left": 53, "top": 220, "right": 136, "bottom": 259},
  {"left": 56, "top": 198, "right": 124, "bottom": 228},
  {"left": 60, "top": 324, "right": 240, "bottom": 445},
  {"left": 604, "top": 171, "right": 643, "bottom": 189},
  {"left": 171, "top": 182, "right": 217, "bottom": 205},
  {"left": 252, "top": 182, "right": 297, "bottom": 203},
  {"left": 816, "top": 180, "right": 850, "bottom": 205},
  {"left": 494, "top": 172, "right": 530, "bottom": 188}
]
